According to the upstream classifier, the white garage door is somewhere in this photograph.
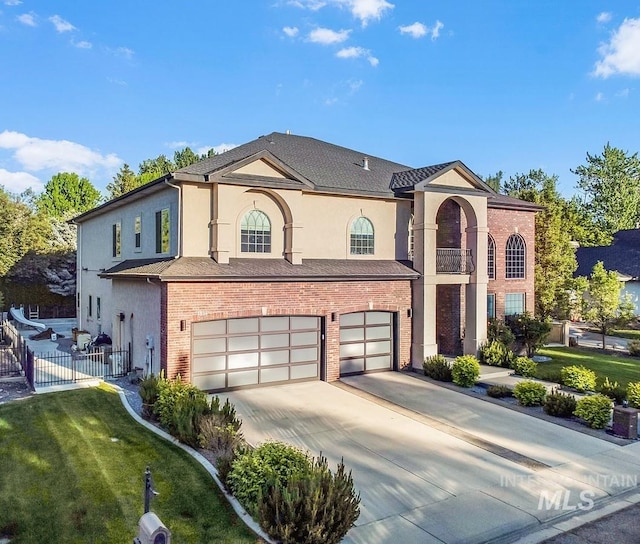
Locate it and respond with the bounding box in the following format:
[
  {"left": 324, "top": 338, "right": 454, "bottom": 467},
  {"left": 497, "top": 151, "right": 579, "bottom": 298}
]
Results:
[
  {"left": 339, "top": 311, "right": 394, "bottom": 376},
  {"left": 191, "top": 316, "right": 321, "bottom": 391}
]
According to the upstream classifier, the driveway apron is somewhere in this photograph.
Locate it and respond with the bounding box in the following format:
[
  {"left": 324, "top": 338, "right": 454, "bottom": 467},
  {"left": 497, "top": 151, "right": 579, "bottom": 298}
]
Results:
[{"left": 220, "top": 373, "right": 640, "bottom": 544}]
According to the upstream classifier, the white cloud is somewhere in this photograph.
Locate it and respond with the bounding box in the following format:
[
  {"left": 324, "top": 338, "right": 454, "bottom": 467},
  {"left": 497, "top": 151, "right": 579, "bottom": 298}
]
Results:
[
  {"left": 0, "top": 168, "right": 43, "bottom": 193},
  {"left": 4, "top": 0, "right": 22, "bottom": 5},
  {"left": 597, "top": 12, "right": 612, "bottom": 24},
  {"left": 431, "top": 20, "right": 444, "bottom": 40},
  {"left": 399, "top": 22, "right": 427, "bottom": 39},
  {"left": 336, "top": 46, "right": 378, "bottom": 66},
  {"left": 288, "top": 0, "right": 393, "bottom": 27},
  {"left": 199, "top": 143, "right": 237, "bottom": 155},
  {"left": 115, "top": 46, "right": 134, "bottom": 59},
  {"left": 283, "top": 26, "right": 299, "bottom": 37},
  {"left": 49, "top": 14, "right": 75, "bottom": 33},
  {"left": 595, "top": 91, "right": 605, "bottom": 101},
  {"left": 107, "top": 77, "right": 127, "bottom": 86},
  {"left": 616, "top": 87, "right": 630, "bottom": 97},
  {"left": 166, "top": 141, "right": 193, "bottom": 149},
  {"left": 73, "top": 40, "right": 92, "bottom": 49},
  {"left": 16, "top": 12, "right": 36, "bottom": 26},
  {"left": 342, "top": 0, "right": 393, "bottom": 27},
  {"left": 593, "top": 18, "right": 640, "bottom": 77},
  {"left": 308, "top": 27, "right": 350, "bottom": 44},
  {"left": 0, "top": 130, "right": 121, "bottom": 175}
]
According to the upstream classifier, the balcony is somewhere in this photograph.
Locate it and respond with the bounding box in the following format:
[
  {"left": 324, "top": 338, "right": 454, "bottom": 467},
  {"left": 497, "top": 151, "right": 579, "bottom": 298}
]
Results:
[{"left": 436, "top": 248, "right": 474, "bottom": 274}]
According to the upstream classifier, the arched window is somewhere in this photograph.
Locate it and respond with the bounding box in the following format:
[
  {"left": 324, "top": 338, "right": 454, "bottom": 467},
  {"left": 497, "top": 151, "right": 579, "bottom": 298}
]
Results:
[
  {"left": 350, "top": 217, "right": 374, "bottom": 255},
  {"left": 505, "top": 234, "right": 525, "bottom": 279},
  {"left": 408, "top": 214, "right": 414, "bottom": 261},
  {"left": 487, "top": 234, "right": 495, "bottom": 280},
  {"left": 241, "top": 210, "right": 271, "bottom": 253}
]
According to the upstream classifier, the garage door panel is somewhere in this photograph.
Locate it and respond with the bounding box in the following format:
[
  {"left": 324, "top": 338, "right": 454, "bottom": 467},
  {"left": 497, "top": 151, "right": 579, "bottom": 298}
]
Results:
[
  {"left": 228, "top": 370, "right": 259, "bottom": 388},
  {"left": 192, "top": 316, "right": 320, "bottom": 391},
  {"left": 340, "top": 311, "right": 394, "bottom": 376},
  {"left": 261, "top": 367, "right": 290, "bottom": 383}
]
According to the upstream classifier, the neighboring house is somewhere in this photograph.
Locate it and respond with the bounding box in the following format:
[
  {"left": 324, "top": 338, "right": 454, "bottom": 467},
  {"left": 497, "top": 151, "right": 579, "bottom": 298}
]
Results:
[
  {"left": 575, "top": 229, "right": 640, "bottom": 314},
  {"left": 73, "top": 132, "right": 538, "bottom": 391}
]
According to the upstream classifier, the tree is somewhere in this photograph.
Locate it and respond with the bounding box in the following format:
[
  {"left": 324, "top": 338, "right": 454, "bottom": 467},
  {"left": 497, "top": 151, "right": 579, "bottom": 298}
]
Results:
[
  {"left": 581, "top": 261, "right": 635, "bottom": 349},
  {"left": 36, "top": 172, "right": 101, "bottom": 217},
  {"left": 139, "top": 154, "right": 175, "bottom": 177},
  {"left": 482, "top": 171, "right": 503, "bottom": 193},
  {"left": 573, "top": 143, "right": 640, "bottom": 245},
  {"left": 174, "top": 147, "right": 200, "bottom": 169},
  {"left": 505, "top": 312, "right": 551, "bottom": 357},
  {"left": 504, "top": 169, "right": 578, "bottom": 318},
  {"left": 106, "top": 163, "right": 145, "bottom": 200}
]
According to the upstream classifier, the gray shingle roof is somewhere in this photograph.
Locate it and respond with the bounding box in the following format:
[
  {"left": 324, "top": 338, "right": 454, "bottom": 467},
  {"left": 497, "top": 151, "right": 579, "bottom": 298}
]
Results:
[
  {"left": 101, "top": 257, "right": 419, "bottom": 281},
  {"left": 389, "top": 162, "right": 457, "bottom": 190},
  {"left": 179, "top": 132, "right": 412, "bottom": 197},
  {"left": 576, "top": 230, "right": 640, "bottom": 279}
]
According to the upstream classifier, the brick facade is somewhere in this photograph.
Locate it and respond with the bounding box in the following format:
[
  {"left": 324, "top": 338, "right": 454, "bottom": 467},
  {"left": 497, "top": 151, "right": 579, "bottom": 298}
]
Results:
[
  {"left": 160, "top": 279, "right": 413, "bottom": 383},
  {"left": 487, "top": 207, "right": 536, "bottom": 319}
]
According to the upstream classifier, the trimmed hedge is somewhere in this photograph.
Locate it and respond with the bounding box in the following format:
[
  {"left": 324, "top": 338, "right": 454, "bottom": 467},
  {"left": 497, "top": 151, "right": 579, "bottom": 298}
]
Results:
[
  {"left": 627, "top": 381, "right": 640, "bottom": 408},
  {"left": 574, "top": 394, "right": 613, "bottom": 429},
  {"left": 452, "top": 355, "right": 480, "bottom": 387},
  {"left": 513, "top": 381, "right": 547, "bottom": 406},
  {"left": 561, "top": 365, "right": 597, "bottom": 393},
  {"left": 511, "top": 356, "right": 538, "bottom": 378}
]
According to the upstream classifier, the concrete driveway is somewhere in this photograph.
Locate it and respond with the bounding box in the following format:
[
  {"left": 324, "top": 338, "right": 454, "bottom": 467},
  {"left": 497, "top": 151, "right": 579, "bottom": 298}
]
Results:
[{"left": 221, "top": 373, "right": 640, "bottom": 544}]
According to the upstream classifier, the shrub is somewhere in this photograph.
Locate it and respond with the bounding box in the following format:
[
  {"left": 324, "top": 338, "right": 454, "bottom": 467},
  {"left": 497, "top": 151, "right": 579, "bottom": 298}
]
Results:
[
  {"left": 628, "top": 340, "right": 640, "bottom": 357},
  {"left": 574, "top": 394, "right": 613, "bottom": 429},
  {"left": 138, "top": 373, "right": 160, "bottom": 419},
  {"left": 486, "top": 384, "right": 513, "bottom": 398},
  {"left": 423, "top": 355, "right": 452, "bottom": 382},
  {"left": 452, "top": 355, "right": 480, "bottom": 387},
  {"left": 543, "top": 389, "right": 577, "bottom": 417},
  {"left": 227, "top": 441, "right": 311, "bottom": 518},
  {"left": 505, "top": 312, "right": 551, "bottom": 357},
  {"left": 479, "top": 341, "right": 513, "bottom": 367},
  {"left": 487, "top": 318, "right": 515, "bottom": 346},
  {"left": 513, "top": 381, "right": 547, "bottom": 406},
  {"left": 561, "top": 365, "right": 597, "bottom": 393},
  {"left": 598, "top": 377, "right": 627, "bottom": 405},
  {"left": 257, "top": 455, "right": 360, "bottom": 544},
  {"left": 628, "top": 381, "right": 640, "bottom": 408},
  {"left": 511, "top": 356, "right": 538, "bottom": 378},
  {"left": 154, "top": 375, "right": 210, "bottom": 446}
]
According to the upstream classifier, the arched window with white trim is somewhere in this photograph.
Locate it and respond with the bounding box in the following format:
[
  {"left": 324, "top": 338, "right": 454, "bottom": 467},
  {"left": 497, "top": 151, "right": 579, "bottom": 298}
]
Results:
[
  {"left": 505, "top": 234, "right": 525, "bottom": 279},
  {"left": 487, "top": 234, "right": 496, "bottom": 279},
  {"left": 350, "top": 217, "right": 374, "bottom": 255},
  {"left": 241, "top": 210, "right": 271, "bottom": 253}
]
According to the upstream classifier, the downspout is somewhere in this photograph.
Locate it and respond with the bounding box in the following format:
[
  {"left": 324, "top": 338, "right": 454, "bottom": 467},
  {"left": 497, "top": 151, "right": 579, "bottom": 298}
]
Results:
[
  {"left": 164, "top": 177, "right": 182, "bottom": 257},
  {"left": 75, "top": 221, "right": 82, "bottom": 327}
]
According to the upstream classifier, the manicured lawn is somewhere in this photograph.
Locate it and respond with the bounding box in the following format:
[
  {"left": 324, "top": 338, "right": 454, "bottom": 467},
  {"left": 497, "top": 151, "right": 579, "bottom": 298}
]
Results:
[
  {"left": 0, "top": 385, "right": 261, "bottom": 544},
  {"left": 611, "top": 329, "right": 640, "bottom": 341},
  {"left": 536, "top": 346, "right": 640, "bottom": 387}
]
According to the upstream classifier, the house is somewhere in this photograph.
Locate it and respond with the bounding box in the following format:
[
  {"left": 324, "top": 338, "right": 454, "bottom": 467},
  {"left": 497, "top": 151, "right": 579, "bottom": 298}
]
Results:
[
  {"left": 576, "top": 229, "right": 640, "bottom": 314},
  {"left": 73, "top": 132, "right": 538, "bottom": 391}
]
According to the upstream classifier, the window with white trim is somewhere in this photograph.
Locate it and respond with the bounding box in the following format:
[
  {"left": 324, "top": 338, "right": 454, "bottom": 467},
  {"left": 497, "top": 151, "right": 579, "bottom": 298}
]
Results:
[
  {"left": 505, "top": 234, "right": 525, "bottom": 279},
  {"left": 488, "top": 234, "right": 495, "bottom": 280},
  {"left": 505, "top": 293, "right": 525, "bottom": 316},
  {"left": 350, "top": 217, "right": 374, "bottom": 255},
  {"left": 241, "top": 210, "right": 271, "bottom": 253}
]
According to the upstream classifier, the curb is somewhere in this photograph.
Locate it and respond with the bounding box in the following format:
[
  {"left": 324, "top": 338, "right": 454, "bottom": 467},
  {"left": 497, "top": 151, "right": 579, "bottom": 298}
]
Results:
[{"left": 112, "top": 385, "right": 275, "bottom": 544}]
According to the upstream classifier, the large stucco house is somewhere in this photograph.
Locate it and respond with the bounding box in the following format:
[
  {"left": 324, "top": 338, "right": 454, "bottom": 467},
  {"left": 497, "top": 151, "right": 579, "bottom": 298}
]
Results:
[{"left": 73, "top": 132, "right": 537, "bottom": 391}]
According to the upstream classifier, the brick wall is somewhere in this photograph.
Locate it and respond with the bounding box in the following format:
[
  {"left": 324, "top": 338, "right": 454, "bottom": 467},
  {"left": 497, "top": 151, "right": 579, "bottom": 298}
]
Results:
[
  {"left": 487, "top": 207, "right": 536, "bottom": 318},
  {"left": 161, "top": 279, "right": 412, "bottom": 383}
]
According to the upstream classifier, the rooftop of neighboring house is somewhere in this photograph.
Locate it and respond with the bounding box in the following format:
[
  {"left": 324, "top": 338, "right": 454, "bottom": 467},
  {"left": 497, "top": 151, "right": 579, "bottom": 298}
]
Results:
[{"left": 576, "top": 229, "right": 640, "bottom": 280}]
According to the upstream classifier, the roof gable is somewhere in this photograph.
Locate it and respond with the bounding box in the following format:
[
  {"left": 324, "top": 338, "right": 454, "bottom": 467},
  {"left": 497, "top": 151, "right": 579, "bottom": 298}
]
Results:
[{"left": 391, "top": 160, "right": 497, "bottom": 195}]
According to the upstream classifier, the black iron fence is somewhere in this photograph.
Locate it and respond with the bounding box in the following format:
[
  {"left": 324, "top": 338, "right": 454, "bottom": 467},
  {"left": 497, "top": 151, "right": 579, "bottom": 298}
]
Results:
[
  {"left": 1, "top": 319, "right": 131, "bottom": 388},
  {"left": 436, "top": 248, "right": 475, "bottom": 274}
]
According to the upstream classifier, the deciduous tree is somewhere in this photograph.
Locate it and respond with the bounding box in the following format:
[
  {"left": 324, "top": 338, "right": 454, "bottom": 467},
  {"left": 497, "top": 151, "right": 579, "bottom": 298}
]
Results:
[{"left": 36, "top": 172, "right": 101, "bottom": 217}]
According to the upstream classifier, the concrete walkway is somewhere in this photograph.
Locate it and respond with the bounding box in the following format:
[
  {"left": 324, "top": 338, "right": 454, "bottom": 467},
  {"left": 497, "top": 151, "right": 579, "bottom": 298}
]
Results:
[{"left": 221, "top": 373, "right": 640, "bottom": 544}]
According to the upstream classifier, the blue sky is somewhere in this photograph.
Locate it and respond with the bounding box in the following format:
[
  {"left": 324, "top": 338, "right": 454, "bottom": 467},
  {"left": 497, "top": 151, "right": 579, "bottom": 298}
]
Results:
[{"left": 1, "top": 1, "right": 639, "bottom": 197}]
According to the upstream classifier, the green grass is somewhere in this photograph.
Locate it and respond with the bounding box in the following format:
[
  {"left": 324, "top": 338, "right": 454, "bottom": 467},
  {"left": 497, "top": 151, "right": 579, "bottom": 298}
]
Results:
[
  {"left": 0, "top": 385, "right": 261, "bottom": 544},
  {"left": 611, "top": 329, "right": 640, "bottom": 341},
  {"left": 536, "top": 346, "right": 640, "bottom": 388}
]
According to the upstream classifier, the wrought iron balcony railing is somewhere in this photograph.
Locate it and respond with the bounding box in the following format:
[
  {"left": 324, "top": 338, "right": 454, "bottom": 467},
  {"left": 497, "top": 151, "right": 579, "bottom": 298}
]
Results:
[{"left": 436, "top": 248, "right": 474, "bottom": 274}]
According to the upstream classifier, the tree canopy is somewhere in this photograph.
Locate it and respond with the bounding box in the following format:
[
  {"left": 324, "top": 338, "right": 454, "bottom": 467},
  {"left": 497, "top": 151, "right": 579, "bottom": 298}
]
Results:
[
  {"left": 573, "top": 143, "right": 640, "bottom": 245},
  {"left": 504, "top": 169, "right": 578, "bottom": 319},
  {"left": 36, "top": 172, "right": 101, "bottom": 218}
]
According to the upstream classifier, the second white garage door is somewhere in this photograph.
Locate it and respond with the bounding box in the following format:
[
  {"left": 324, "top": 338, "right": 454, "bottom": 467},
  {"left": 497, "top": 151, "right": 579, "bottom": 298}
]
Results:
[{"left": 192, "top": 316, "right": 321, "bottom": 391}]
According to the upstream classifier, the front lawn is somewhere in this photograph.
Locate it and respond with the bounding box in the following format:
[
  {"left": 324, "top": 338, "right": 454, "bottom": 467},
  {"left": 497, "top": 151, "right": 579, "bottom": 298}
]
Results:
[
  {"left": 536, "top": 346, "right": 640, "bottom": 388},
  {"left": 0, "top": 385, "right": 261, "bottom": 543},
  {"left": 611, "top": 329, "right": 640, "bottom": 341}
]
